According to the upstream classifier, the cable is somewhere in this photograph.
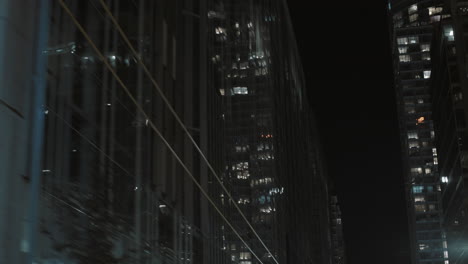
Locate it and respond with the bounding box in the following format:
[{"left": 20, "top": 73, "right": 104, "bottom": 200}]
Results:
[
  {"left": 57, "top": 1, "right": 265, "bottom": 263},
  {"left": 96, "top": 1, "right": 278, "bottom": 262}
]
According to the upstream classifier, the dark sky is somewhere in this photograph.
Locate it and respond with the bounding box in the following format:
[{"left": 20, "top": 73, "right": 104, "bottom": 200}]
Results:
[{"left": 286, "top": 1, "right": 411, "bottom": 264}]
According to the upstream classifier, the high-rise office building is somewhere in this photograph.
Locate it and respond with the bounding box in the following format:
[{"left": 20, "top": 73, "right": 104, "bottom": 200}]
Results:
[
  {"left": 208, "top": 1, "right": 335, "bottom": 263},
  {"left": 389, "top": 0, "right": 449, "bottom": 263},
  {"left": 0, "top": 1, "right": 338, "bottom": 264}
]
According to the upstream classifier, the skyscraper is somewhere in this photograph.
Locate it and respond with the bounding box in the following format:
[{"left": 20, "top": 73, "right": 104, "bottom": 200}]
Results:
[{"left": 389, "top": 0, "right": 449, "bottom": 263}]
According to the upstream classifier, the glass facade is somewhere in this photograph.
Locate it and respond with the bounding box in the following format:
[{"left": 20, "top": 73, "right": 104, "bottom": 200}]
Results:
[
  {"left": 0, "top": 0, "right": 335, "bottom": 264},
  {"left": 430, "top": 2, "right": 468, "bottom": 263}
]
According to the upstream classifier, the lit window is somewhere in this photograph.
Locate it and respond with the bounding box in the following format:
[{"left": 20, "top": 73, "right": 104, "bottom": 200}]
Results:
[
  {"left": 443, "top": 241, "right": 448, "bottom": 248},
  {"left": 233, "top": 87, "right": 248, "bottom": 95},
  {"left": 441, "top": 176, "right": 448, "bottom": 183},
  {"left": 232, "top": 162, "right": 249, "bottom": 170},
  {"left": 413, "top": 186, "right": 424, "bottom": 193},
  {"left": 418, "top": 98, "right": 424, "bottom": 104},
  {"left": 398, "top": 47, "right": 408, "bottom": 54},
  {"left": 425, "top": 168, "right": 431, "bottom": 174},
  {"left": 421, "top": 44, "right": 430, "bottom": 52},
  {"left": 409, "top": 141, "right": 419, "bottom": 149},
  {"left": 415, "top": 196, "right": 425, "bottom": 202},
  {"left": 240, "top": 252, "right": 251, "bottom": 260},
  {"left": 417, "top": 116, "right": 425, "bottom": 124},
  {"left": 433, "top": 157, "right": 438, "bottom": 165},
  {"left": 408, "top": 132, "right": 419, "bottom": 139},
  {"left": 419, "top": 243, "right": 429, "bottom": 250},
  {"left": 237, "top": 198, "right": 250, "bottom": 204},
  {"left": 409, "top": 36, "right": 419, "bottom": 44},
  {"left": 409, "top": 4, "right": 418, "bottom": 14},
  {"left": 424, "top": 70, "right": 431, "bottom": 79},
  {"left": 444, "top": 25, "right": 455, "bottom": 41},
  {"left": 428, "top": 7, "right": 443, "bottom": 15},
  {"left": 236, "top": 170, "right": 250, "bottom": 179},
  {"left": 433, "top": 148, "right": 437, "bottom": 156},
  {"left": 411, "top": 167, "right": 423, "bottom": 175},
  {"left": 399, "top": 55, "right": 411, "bottom": 62},
  {"left": 215, "top": 27, "right": 226, "bottom": 35},
  {"left": 397, "top": 37, "right": 408, "bottom": 45},
  {"left": 444, "top": 251, "right": 449, "bottom": 258}
]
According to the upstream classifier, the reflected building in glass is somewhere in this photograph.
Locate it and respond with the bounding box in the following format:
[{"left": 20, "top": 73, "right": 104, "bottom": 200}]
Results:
[
  {"left": 0, "top": 0, "right": 337, "bottom": 264},
  {"left": 430, "top": 1, "right": 468, "bottom": 263}
]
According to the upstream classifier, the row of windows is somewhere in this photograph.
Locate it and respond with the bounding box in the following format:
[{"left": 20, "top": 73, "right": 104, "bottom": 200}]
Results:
[
  {"left": 399, "top": 53, "right": 431, "bottom": 62},
  {"left": 398, "top": 44, "right": 430, "bottom": 54}
]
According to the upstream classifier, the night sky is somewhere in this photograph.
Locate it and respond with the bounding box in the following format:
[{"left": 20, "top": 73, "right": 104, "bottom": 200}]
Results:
[{"left": 287, "top": 1, "right": 411, "bottom": 264}]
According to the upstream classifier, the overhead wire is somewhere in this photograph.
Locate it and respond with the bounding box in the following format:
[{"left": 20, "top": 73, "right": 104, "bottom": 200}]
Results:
[
  {"left": 56, "top": 1, "right": 266, "bottom": 263},
  {"left": 96, "top": 1, "right": 279, "bottom": 262}
]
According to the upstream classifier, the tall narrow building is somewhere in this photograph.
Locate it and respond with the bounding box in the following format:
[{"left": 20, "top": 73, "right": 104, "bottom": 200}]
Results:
[{"left": 388, "top": 0, "right": 449, "bottom": 263}]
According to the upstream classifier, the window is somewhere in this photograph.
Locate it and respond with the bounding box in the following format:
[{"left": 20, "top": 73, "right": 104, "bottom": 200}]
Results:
[
  {"left": 232, "top": 162, "right": 249, "bottom": 170},
  {"left": 424, "top": 70, "right": 431, "bottom": 79},
  {"left": 398, "top": 47, "right": 408, "bottom": 54},
  {"left": 431, "top": 15, "right": 441, "bottom": 23},
  {"left": 411, "top": 167, "right": 423, "bottom": 175},
  {"left": 421, "top": 44, "right": 430, "bottom": 52},
  {"left": 397, "top": 37, "right": 408, "bottom": 45},
  {"left": 399, "top": 55, "right": 411, "bottom": 62},
  {"left": 443, "top": 25, "right": 455, "bottom": 41},
  {"left": 409, "top": 141, "right": 419, "bottom": 149},
  {"left": 236, "top": 170, "right": 250, "bottom": 179},
  {"left": 419, "top": 243, "right": 429, "bottom": 250},
  {"left": 422, "top": 53, "right": 431, "bottom": 60},
  {"left": 240, "top": 252, "right": 251, "bottom": 260},
  {"left": 233, "top": 86, "right": 248, "bottom": 95},
  {"left": 425, "top": 168, "right": 431, "bottom": 174},
  {"left": 418, "top": 98, "right": 424, "bottom": 104},
  {"left": 417, "top": 116, "right": 425, "bottom": 124},
  {"left": 433, "top": 148, "right": 437, "bottom": 156},
  {"left": 415, "top": 196, "right": 425, "bottom": 202},
  {"left": 413, "top": 186, "right": 424, "bottom": 193},
  {"left": 409, "top": 4, "right": 418, "bottom": 14},
  {"left": 428, "top": 7, "right": 443, "bottom": 15},
  {"left": 441, "top": 176, "right": 448, "bottom": 183},
  {"left": 415, "top": 204, "right": 426, "bottom": 212},
  {"left": 408, "top": 132, "right": 419, "bottom": 139},
  {"left": 409, "top": 36, "right": 419, "bottom": 44},
  {"left": 409, "top": 13, "right": 419, "bottom": 22}
]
